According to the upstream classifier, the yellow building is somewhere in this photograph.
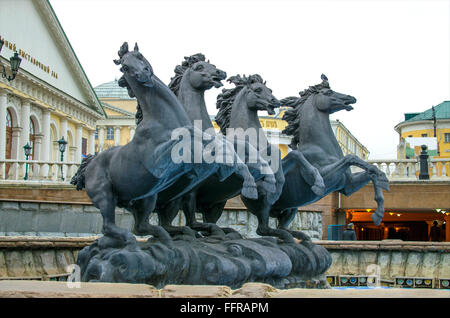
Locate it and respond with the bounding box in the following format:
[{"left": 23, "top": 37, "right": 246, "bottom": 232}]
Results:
[
  {"left": 93, "top": 81, "right": 369, "bottom": 160},
  {"left": 395, "top": 101, "right": 450, "bottom": 159},
  {"left": 93, "top": 80, "right": 137, "bottom": 153}
]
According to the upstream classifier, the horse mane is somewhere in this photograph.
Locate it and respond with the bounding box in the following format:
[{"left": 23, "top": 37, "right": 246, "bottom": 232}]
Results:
[
  {"left": 215, "top": 74, "right": 265, "bottom": 135},
  {"left": 168, "top": 53, "right": 206, "bottom": 96},
  {"left": 281, "top": 80, "right": 330, "bottom": 149}
]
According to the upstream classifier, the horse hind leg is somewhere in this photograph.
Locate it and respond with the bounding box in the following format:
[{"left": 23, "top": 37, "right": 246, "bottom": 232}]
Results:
[
  {"left": 157, "top": 198, "right": 196, "bottom": 238},
  {"left": 128, "top": 196, "right": 173, "bottom": 246},
  {"left": 245, "top": 199, "right": 294, "bottom": 243},
  {"left": 88, "top": 183, "right": 136, "bottom": 246},
  {"left": 182, "top": 193, "right": 227, "bottom": 239},
  {"left": 275, "top": 208, "right": 313, "bottom": 243},
  {"left": 203, "top": 202, "right": 242, "bottom": 238}
]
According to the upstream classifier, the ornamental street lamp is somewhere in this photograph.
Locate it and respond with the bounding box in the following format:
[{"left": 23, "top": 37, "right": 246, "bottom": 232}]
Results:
[
  {"left": 57, "top": 137, "right": 67, "bottom": 181},
  {"left": 0, "top": 39, "right": 22, "bottom": 82},
  {"left": 23, "top": 142, "right": 32, "bottom": 180}
]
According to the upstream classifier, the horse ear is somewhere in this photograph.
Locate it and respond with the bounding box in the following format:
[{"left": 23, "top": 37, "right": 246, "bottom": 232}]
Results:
[
  {"left": 134, "top": 43, "right": 139, "bottom": 52},
  {"left": 113, "top": 59, "right": 121, "bottom": 65},
  {"left": 118, "top": 42, "right": 129, "bottom": 58}
]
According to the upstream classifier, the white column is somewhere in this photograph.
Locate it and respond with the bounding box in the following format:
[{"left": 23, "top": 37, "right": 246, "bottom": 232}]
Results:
[
  {"left": 0, "top": 90, "right": 7, "bottom": 161},
  {"left": 76, "top": 124, "right": 83, "bottom": 163},
  {"left": 89, "top": 129, "right": 96, "bottom": 155},
  {"left": 32, "top": 134, "right": 43, "bottom": 180},
  {"left": 98, "top": 126, "right": 105, "bottom": 152},
  {"left": 20, "top": 99, "right": 31, "bottom": 160},
  {"left": 114, "top": 126, "right": 121, "bottom": 146},
  {"left": 60, "top": 117, "right": 68, "bottom": 162},
  {"left": 41, "top": 109, "right": 51, "bottom": 162}
]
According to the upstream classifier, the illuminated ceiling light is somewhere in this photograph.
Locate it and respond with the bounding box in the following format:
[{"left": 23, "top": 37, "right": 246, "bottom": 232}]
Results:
[
  {"left": 366, "top": 209, "right": 372, "bottom": 212},
  {"left": 389, "top": 212, "right": 394, "bottom": 216},
  {"left": 436, "top": 209, "right": 441, "bottom": 213},
  {"left": 397, "top": 214, "right": 401, "bottom": 217}
]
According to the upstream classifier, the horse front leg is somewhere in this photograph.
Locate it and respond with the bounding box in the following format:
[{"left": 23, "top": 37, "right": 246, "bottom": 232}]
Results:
[
  {"left": 341, "top": 171, "right": 387, "bottom": 226},
  {"left": 289, "top": 151, "right": 325, "bottom": 196}
]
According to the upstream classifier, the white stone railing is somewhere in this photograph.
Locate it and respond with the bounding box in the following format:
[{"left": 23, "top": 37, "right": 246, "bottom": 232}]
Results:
[
  {"left": 0, "top": 159, "right": 80, "bottom": 183},
  {"left": 0, "top": 158, "right": 449, "bottom": 184},
  {"left": 365, "top": 158, "right": 450, "bottom": 181}
]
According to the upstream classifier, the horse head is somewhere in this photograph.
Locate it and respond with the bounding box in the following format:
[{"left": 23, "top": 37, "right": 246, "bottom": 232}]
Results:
[
  {"left": 169, "top": 54, "right": 227, "bottom": 95},
  {"left": 231, "top": 74, "right": 281, "bottom": 115},
  {"left": 114, "top": 42, "right": 155, "bottom": 97},
  {"left": 186, "top": 54, "right": 227, "bottom": 90},
  {"left": 310, "top": 75, "right": 357, "bottom": 114}
]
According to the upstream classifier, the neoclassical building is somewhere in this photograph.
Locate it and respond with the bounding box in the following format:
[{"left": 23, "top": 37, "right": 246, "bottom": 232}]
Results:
[
  {"left": 93, "top": 79, "right": 137, "bottom": 153},
  {"left": 0, "top": 0, "right": 105, "bottom": 180}
]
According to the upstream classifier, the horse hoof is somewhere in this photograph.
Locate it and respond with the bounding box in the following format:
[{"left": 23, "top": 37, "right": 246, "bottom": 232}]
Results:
[
  {"left": 312, "top": 184, "right": 325, "bottom": 197},
  {"left": 371, "top": 213, "right": 383, "bottom": 226},
  {"left": 242, "top": 186, "right": 258, "bottom": 200}
]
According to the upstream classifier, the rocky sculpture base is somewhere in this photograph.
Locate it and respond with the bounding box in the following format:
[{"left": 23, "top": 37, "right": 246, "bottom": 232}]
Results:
[{"left": 76, "top": 231, "right": 332, "bottom": 289}]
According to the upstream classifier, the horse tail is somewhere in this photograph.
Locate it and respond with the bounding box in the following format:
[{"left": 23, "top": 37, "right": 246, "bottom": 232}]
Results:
[{"left": 70, "top": 154, "right": 96, "bottom": 190}]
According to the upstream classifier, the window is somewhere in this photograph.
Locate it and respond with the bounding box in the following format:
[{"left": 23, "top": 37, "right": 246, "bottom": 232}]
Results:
[
  {"left": 95, "top": 127, "right": 98, "bottom": 140},
  {"left": 82, "top": 138, "right": 87, "bottom": 155},
  {"left": 29, "top": 118, "right": 35, "bottom": 159},
  {"left": 106, "top": 127, "right": 114, "bottom": 140},
  {"left": 445, "top": 133, "right": 450, "bottom": 143},
  {"left": 421, "top": 133, "right": 427, "bottom": 137}
]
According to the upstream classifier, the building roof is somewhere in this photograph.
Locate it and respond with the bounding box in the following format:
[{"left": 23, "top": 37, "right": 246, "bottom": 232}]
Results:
[
  {"left": 94, "top": 79, "right": 136, "bottom": 100},
  {"left": 402, "top": 101, "right": 450, "bottom": 123}
]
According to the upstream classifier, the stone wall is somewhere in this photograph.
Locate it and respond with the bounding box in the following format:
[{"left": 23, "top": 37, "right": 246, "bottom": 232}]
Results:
[
  {"left": 0, "top": 201, "right": 323, "bottom": 239},
  {"left": 323, "top": 241, "right": 450, "bottom": 281}
]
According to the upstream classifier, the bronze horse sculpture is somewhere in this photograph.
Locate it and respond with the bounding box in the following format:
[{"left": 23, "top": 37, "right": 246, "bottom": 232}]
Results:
[
  {"left": 152, "top": 55, "right": 281, "bottom": 237},
  {"left": 268, "top": 76, "right": 389, "bottom": 239},
  {"left": 71, "top": 43, "right": 268, "bottom": 244}
]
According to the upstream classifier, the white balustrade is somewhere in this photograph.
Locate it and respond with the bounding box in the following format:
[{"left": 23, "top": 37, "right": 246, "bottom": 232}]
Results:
[
  {"left": 0, "top": 159, "right": 80, "bottom": 184},
  {"left": 0, "top": 158, "right": 448, "bottom": 184},
  {"left": 367, "top": 158, "right": 450, "bottom": 181}
]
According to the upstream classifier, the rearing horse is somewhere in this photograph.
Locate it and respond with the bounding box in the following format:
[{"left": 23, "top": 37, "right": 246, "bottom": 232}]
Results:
[
  {"left": 269, "top": 76, "right": 389, "bottom": 234},
  {"left": 157, "top": 55, "right": 279, "bottom": 236},
  {"left": 71, "top": 43, "right": 260, "bottom": 244}
]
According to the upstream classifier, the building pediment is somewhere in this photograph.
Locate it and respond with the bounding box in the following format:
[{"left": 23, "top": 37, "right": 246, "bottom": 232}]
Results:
[{"left": 0, "top": 0, "right": 105, "bottom": 117}]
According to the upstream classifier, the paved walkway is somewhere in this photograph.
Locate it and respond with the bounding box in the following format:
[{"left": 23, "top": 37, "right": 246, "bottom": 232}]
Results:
[{"left": 0, "top": 281, "right": 449, "bottom": 298}]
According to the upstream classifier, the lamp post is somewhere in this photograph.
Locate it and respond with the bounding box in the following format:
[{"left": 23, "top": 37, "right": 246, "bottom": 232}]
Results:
[
  {"left": 0, "top": 39, "right": 22, "bottom": 82},
  {"left": 23, "top": 142, "right": 32, "bottom": 180},
  {"left": 57, "top": 137, "right": 67, "bottom": 181}
]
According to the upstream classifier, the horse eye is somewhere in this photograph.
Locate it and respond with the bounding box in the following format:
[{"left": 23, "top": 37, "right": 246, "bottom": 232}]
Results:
[
  {"left": 195, "top": 65, "right": 204, "bottom": 71},
  {"left": 122, "top": 65, "right": 129, "bottom": 72},
  {"left": 255, "top": 88, "right": 262, "bottom": 93}
]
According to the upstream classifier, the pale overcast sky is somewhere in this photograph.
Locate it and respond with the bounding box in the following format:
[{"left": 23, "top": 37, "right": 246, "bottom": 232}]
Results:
[{"left": 50, "top": 0, "right": 450, "bottom": 159}]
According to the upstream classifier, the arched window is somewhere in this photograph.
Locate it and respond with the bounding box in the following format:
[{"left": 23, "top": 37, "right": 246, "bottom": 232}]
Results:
[
  {"left": 29, "top": 118, "right": 36, "bottom": 159},
  {"left": 6, "top": 109, "right": 12, "bottom": 159}
]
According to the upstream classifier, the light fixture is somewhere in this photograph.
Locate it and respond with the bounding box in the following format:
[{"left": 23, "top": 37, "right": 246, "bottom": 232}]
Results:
[
  {"left": 397, "top": 213, "right": 401, "bottom": 217},
  {"left": 0, "top": 39, "right": 22, "bottom": 82},
  {"left": 436, "top": 209, "right": 442, "bottom": 213},
  {"left": 57, "top": 137, "right": 68, "bottom": 181},
  {"left": 23, "top": 142, "right": 32, "bottom": 180}
]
